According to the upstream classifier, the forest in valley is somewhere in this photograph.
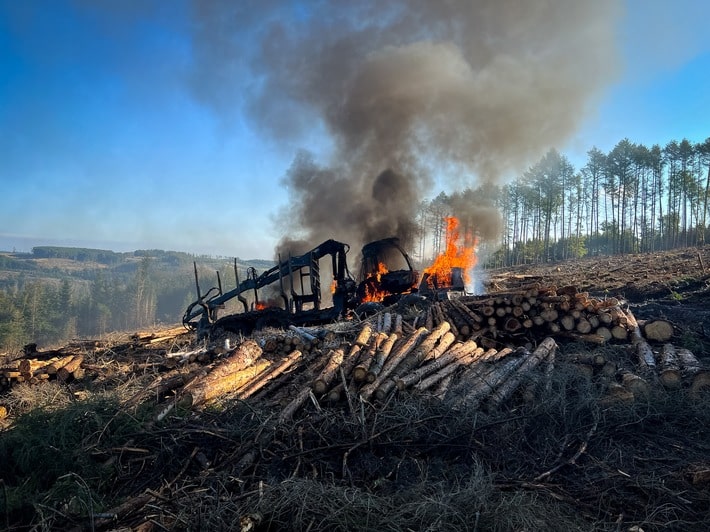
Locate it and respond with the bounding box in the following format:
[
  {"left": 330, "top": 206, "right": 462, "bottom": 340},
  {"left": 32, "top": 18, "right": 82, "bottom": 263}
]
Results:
[
  {"left": 0, "top": 247, "right": 271, "bottom": 351},
  {"left": 1, "top": 136, "right": 709, "bottom": 349}
]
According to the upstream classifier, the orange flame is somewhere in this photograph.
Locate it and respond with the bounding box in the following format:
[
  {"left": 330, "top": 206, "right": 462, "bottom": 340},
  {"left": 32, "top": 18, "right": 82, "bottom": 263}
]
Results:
[
  {"left": 423, "top": 216, "right": 478, "bottom": 288},
  {"left": 361, "top": 262, "right": 390, "bottom": 302}
]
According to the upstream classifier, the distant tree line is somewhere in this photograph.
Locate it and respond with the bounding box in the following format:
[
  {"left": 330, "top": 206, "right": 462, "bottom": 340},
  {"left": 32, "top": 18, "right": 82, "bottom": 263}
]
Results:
[
  {"left": 415, "top": 137, "right": 710, "bottom": 267},
  {"left": 0, "top": 249, "right": 238, "bottom": 350}
]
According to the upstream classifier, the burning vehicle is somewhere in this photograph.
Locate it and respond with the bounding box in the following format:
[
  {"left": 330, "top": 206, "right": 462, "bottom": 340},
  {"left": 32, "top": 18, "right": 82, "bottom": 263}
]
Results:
[
  {"left": 183, "top": 237, "right": 419, "bottom": 339},
  {"left": 183, "top": 216, "right": 477, "bottom": 339},
  {"left": 418, "top": 217, "right": 478, "bottom": 299}
]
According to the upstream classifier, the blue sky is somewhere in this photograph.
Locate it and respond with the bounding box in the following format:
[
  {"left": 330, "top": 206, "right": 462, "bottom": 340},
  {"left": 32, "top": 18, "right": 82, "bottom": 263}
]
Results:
[{"left": 1, "top": 1, "right": 708, "bottom": 259}]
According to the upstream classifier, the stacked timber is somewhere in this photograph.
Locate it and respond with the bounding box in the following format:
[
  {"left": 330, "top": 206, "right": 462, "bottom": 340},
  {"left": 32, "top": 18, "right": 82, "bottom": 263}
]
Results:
[
  {"left": 2, "top": 292, "right": 708, "bottom": 422},
  {"left": 1, "top": 351, "right": 86, "bottom": 388},
  {"left": 428, "top": 285, "right": 634, "bottom": 345}
]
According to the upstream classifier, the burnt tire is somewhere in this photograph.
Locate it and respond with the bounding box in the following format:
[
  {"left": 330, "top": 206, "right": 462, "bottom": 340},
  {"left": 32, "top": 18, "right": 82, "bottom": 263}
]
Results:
[
  {"left": 355, "top": 302, "right": 384, "bottom": 318},
  {"left": 254, "top": 308, "right": 291, "bottom": 331},
  {"left": 211, "top": 316, "right": 256, "bottom": 337}
]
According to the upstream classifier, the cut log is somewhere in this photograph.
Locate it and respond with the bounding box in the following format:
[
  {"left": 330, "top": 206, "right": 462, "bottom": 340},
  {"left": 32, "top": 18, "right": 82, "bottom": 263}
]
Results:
[
  {"left": 179, "top": 340, "right": 265, "bottom": 407},
  {"left": 279, "top": 387, "right": 313, "bottom": 424},
  {"left": 675, "top": 348, "right": 701, "bottom": 374},
  {"left": 488, "top": 337, "right": 557, "bottom": 408},
  {"left": 394, "top": 314, "right": 403, "bottom": 335},
  {"left": 366, "top": 332, "right": 398, "bottom": 382},
  {"left": 560, "top": 314, "right": 576, "bottom": 331},
  {"left": 624, "top": 309, "right": 656, "bottom": 369},
  {"left": 289, "top": 325, "right": 317, "bottom": 342},
  {"left": 611, "top": 325, "right": 628, "bottom": 341},
  {"left": 595, "top": 327, "right": 613, "bottom": 343},
  {"left": 57, "top": 355, "right": 85, "bottom": 382},
  {"left": 311, "top": 348, "right": 345, "bottom": 395},
  {"left": 599, "top": 382, "right": 635, "bottom": 406},
  {"left": 413, "top": 346, "right": 483, "bottom": 392},
  {"left": 18, "top": 357, "right": 61, "bottom": 374},
  {"left": 397, "top": 339, "right": 478, "bottom": 390},
  {"left": 179, "top": 359, "right": 270, "bottom": 408},
  {"left": 371, "top": 325, "right": 454, "bottom": 401},
  {"left": 642, "top": 319, "right": 674, "bottom": 342},
  {"left": 238, "top": 350, "right": 303, "bottom": 399},
  {"left": 658, "top": 344, "right": 681, "bottom": 389},
  {"left": 422, "top": 331, "right": 456, "bottom": 362},
  {"left": 360, "top": 327, "right": 428, "bottom": 401},
  {"left": 575, "top": 318, "right": 592, "bottom": 334},
  {"left": 452, "top": 355, "right": 525, "bottom": 410},
  {"left": 620, "top": 370, "right": 650, "bottom": 398},
  {"left": 352, "top": 333, "right": 384, "bottom": 382},
  {"left": 690, "top": 372, "right": 710, "bottom": 397}
]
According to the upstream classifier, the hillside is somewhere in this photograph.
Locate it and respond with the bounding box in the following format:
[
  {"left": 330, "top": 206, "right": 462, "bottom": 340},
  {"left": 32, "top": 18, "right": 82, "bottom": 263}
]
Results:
[
  {"left": 0, "top": 247, "right": 274, "bottom": 348},
  {"left": 1, "top": 246, "right": 709, "bottom": 531}
]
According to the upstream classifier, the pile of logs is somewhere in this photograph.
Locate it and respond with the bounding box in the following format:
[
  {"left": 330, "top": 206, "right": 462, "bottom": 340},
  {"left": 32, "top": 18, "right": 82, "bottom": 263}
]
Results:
[
  {"left": 2, "top": 285, "right": 709, "bottom": 423},
  {"left": 426, "top": 285, "right": 662, "bottom": 346},
  {"left": 1, "top": 346, "right": 92, "bottom": 390}
]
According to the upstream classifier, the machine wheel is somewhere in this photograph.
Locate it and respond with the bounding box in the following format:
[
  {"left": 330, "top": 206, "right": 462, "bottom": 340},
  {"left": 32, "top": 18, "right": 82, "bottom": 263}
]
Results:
[
  {"left": 355, "top": 302, "right": 384, "bottom": 318},
  {"left": 211, "top": 315, "right": 256, "bottom": 337},
  {"left": 254, "top": 308, "right": 291, "bottom": 330}
]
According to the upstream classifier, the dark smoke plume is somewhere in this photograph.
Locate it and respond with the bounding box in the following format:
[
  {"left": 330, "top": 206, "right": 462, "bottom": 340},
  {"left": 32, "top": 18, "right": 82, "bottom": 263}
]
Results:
[{"left": 189, "top": 0, "right": 621, "bottom": 254}]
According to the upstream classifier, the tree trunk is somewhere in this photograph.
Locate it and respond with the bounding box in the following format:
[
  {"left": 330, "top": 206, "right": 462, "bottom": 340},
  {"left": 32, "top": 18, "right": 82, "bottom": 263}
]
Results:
[
  {"left": 487, "top": 337, "right": 557, "bottom": 408},
  {"left": 360, "top": 327, "right": 428, "bottom": 401},
  {"left": 311, "top": 348, "right": 345, "bottom": 395},
  {"left": 179, "top": 340, "right": 264, "bottom": 407},
  {"left": 238, "top": 350, "right": 303, "bottom": 399}
]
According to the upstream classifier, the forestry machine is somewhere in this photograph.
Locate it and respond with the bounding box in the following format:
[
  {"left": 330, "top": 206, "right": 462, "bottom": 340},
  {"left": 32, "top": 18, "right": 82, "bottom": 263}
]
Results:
[{"left": 182, "top": 237, "right": 418, "bottom": 339}]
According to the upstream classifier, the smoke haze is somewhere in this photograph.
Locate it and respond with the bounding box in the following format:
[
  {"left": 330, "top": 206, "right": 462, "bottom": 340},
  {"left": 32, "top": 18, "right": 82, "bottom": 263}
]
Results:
[{"left": 189, "top": 0, "right": 622, "bottom": 254}]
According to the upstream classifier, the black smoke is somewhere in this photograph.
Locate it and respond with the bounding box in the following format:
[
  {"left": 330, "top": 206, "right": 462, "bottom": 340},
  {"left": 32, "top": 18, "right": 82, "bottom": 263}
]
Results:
[{"left": 189, "top": 0, "right": 621, "bottom": 253}]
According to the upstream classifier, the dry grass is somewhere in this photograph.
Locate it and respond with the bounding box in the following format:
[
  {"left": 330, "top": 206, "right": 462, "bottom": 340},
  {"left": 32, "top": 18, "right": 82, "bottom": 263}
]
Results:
[{"left": 1, "top": 333, "right": 710, "bottom": 531}]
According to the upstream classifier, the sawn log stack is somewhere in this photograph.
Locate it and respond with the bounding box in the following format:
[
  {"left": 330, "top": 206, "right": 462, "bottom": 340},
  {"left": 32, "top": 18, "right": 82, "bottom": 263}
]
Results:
[{"left": 1, "top": 284, "right": 708, "bottom": 422}]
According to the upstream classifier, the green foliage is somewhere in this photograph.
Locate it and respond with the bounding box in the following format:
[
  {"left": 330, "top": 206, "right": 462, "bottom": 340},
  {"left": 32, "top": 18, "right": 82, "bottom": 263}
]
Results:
[
  {"left": 31, "top": 246, "right": 124, "bottom": 264},
  {"left": 0, "top": 397, "right": 142, "bottom": 520}
]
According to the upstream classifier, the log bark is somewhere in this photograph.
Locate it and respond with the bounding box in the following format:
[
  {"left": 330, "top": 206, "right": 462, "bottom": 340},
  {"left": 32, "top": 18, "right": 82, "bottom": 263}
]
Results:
[
  {"left": 238, "top": 350, "right": 303, "bottom": 399},
  {"left": 359, "top": 327, "right": 427, "bottom": 401},
  {"left": 312, "top": 348, "right": 345, "bottom": 395},
  {"left": 487, "top": 337, "right": 557, "bottom": 408},
  {"left": 658, "top": 344, "right": 681, "bottom": 389},
  {"left": 179, "top": 340, "right": 265, "bottom": 407}
]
